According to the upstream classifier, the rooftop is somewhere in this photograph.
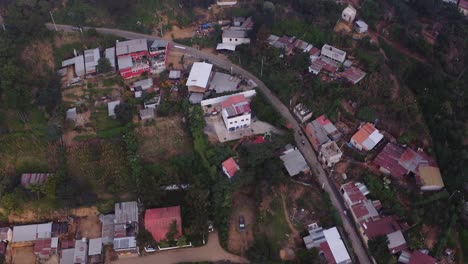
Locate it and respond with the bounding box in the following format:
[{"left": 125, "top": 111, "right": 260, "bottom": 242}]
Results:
[
  {"left": 100, "top": 214, "right": 115, "bottom": 244},
  {"left": 21, "top": 173, "right": 52, "bottom": 188},
  {"left": 221, "top": 94, "right": 247, "bottom": 108},
  {"left": 105, "top": 47, "right": 116, "bottom": 68},
  {"left": 84, "top": 48, "right": 100, "bottom": 71},
  {"left": 223, "top": 29, "right": 248, "bottom": 38},
  {"left": 88, "top": 238, "right": 103, "bottom": 256},
  {"left": 363, "top": 216, "right": 402, "bottom": 240},
  {"left": 341, "top": 67, "right": 366, "bottom": 84},
  {"left": 409, "top": 250, "right": 437, "bottom": 264},
  {"left": 351, "top": 200, "right": 379, "bottom": 220},
  {"left": 115, "top": 201, "right": 138, "bottom": 224},
  {"left": 322, "top": 227, "right": 351, "bottom": 263},
  {"left": 150, "top": 40, "right": 168, "bottom": 50},
  {"left": 222, "top": 157, "right": 240, "bottom": 178},
  {"left": 73, "top": 239, "right": 88, "bottom": 263},
  {"left": 169, "top": 70, "right": 181, "bottom": 79},
  {"left": 189, "top": 93, "right": 204, "bottom": 104},
  {"left": 107, "top": 100, "right": 120, "bottom": 117},
  {"left": 322, "top": 44, "right": 346, "bottom": 56},
  {"left": 320, "top": 141, "right": 342, "bottom": 158},
  {"left": 387, "top": 230, "right": 407, "bottom": 253},
  {"left": 417, "top": 166, "right": 444, "bottom": 189},
  {"left": 116, "top": 39, "right": 148, "bottom": 56},
  {"left": 187, "top": 62, "right": 213, "bottom": 89},
  {"left": 113, "top": 237, "right": 137, "bottom": 251},
  {"left": 341, "top": 181, "right": 367, "bottom": 205},
  {"left": 133, "top": 78, "right": 153, "bottom": 90},
  {"left": 373, "top": 143, "right": 408, "bottom": 178},
  {"left": 216, "top": 43, "right": 236, "bottom": 51},
  {"left": 280, "top": 148, "right": 310, "bottom": 177},
  {"left": 351, "top": 123, "right": 384, "bottom": 151},
  {"left": 117, "top": 55, "right": 133, "bottom": 70},
  {"left": 145, "top": 206, "right": 182, "bottom": 242},
  {"left": 12, "top": 223, "right": 52, "bottom": 243}
]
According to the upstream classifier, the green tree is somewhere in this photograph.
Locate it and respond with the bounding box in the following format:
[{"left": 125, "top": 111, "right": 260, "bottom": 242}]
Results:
[
  {"left": 114, "top": 103, "right": 134, "bottom": 125},
  {"left": 369, "top": 236, "right": 393, "bottom": 264},
  {"left": 176, "top": 235, "right": 187, "bottom": 246},
  {"left": 166, "top": 220, "right": 179, "bottom": 241},
  {"left": 37, "top": 73, "right": 62, "bottom": 114},
  {"left": 185, "top": 181, "right": 209, "bottom": 237},
  {"left": 136, "top": 228, "right": 156, "bottom": 248},
  {"left": 97, "top": 58, "right": 113, "bottom": 73}
]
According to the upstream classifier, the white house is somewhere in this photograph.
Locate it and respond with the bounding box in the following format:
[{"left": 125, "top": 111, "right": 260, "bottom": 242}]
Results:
[
  {"left": 217, "top": 0, "right": 237, "bottom": 6},
  {"left": 341, "top": 6, "right": 357, "bottom": 23},
  {"left": 355, "top": 20, "right": 368, "bottom": 33},
  {"left": 84, "top": 48, "right": 100, "bottom": 75},
  {"left": 322, "top": 228, "right": 352, "bottom": 264},
  {"left": 187, "top": 62, "right": 213, "bottom": 93},
  {"left": 349, "top": 123, "right": 384, "bottom": 151},
  {"left": 222, "top": 30, "right": 250, "bottom": 46},
  {"left": 321, "top": 44, "right": 347, "bottom": 63},
  {"left": 293, "top": 103, "right": 313, "bottom": 123},
  {"left": 319, "top": 141, "right": 343, "bottom": 167},
  {"left": 221, "top": 94, "right": 251, "bottom": 132}
]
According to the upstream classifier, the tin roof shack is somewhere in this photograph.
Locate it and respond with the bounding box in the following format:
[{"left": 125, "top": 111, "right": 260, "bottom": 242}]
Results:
[
  {"left": 302, "top": 224, "right": 352, "bottom": 264},
  {"left": 341, "top": 67, "right": 366, "bottom": 84},
  {"left": 12, "top": 222, "right": 52, "bottom": 245},
  {"left": 305, "top": 115, "right": 341, "bottom": 151},
  {"left": 84, "top": 48, "right": 100, "bottom": 75},
  {"left": 139, "top": 108, "right": 155, "bottom": 121},
  {"left": 99, "top": 214, "right": 115, "bottom": 245},
  {"left": 62, "top": 54, "right": 85, "bottom": 77},
  {"left": 21, "top": 173, "right": 53, "bottom": 188},
  {"left": 145, "top": 206, "right": 183, "bottom": 242},
  {"left": 105, "top": 47, "right": 116, "bottom": 70},
  {"left": 60, "top": 248, "right": 75, "bottom": 264},
  {"left": 362, "top": 216, "right": 407, "bottom": 253},
  {"left": 33, "top": 238, "right": 58, "bottom": 260},
  {"left": 373, "top": 143, "right": 408, "bottom": 178},
  {"left": 293, "top": 104, "right": 313, "bottom": 124},
  {"left": 0, "top": 227, "right": 12, "bottom": 242},
  {"left": 149, "top": 40, "right": 169, "bottom": 73},
  {"left": 74, "top": 239, "right": 88, "bottom": 264},
  {"left": 222, "top": 157, "right": 240, "bottom": 179},
  {"left": 113, "top": 201, "right": 139, "bottom": 254},
  {"left": 280, "top": 145, "right": 310, "bottom": 177},
  {"left": 88, "top": 238, "right": 103, "bottom": 263},
  {"left": 187, "top": 62, "right": 213, "bottom": 94},
  {"left": 116, "top": 39, "right": 150, "bottom": 79},
  {"left": 222, "top": 29, "right": 251, "bottom": 46},
  {"left": 319, "top": 141, "right": 343, "bottom": 167},
  {"left": 321, "top": 44, "right": 347, "bottom": 63}
]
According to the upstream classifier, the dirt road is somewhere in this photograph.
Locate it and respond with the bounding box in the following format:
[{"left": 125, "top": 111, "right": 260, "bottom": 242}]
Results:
[{"left": 113, "top": 231, "right": 248, "bottom": 264}]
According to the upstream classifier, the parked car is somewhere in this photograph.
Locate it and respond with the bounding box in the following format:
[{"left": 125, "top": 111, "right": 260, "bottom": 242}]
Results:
[{"left": 239, "top": 215, "right": 246, "bottom": 231}]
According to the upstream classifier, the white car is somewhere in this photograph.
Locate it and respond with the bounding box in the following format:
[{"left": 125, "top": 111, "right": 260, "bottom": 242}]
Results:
[{"left": 144, "top": 245, "right": 156, "bottom": 253}]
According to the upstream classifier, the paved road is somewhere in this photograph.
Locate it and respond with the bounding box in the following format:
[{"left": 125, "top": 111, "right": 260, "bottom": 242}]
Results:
[
  {"left": 47, "top": 23, "right": 371, "bottom": 264},
  {"left": 115, "top": 231, "right": 247, "bottom": 264}
]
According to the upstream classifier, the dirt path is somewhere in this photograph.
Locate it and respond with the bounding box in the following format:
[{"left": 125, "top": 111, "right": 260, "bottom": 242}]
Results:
[
  {"left": 279, "top": 185, "right": 301, "bottom": 247},
  {"left": 114, "top": 231, "right": 248, "bottom": 264},
  {"left": 369, "top": 30, "right": 427, "bottom": 64}
]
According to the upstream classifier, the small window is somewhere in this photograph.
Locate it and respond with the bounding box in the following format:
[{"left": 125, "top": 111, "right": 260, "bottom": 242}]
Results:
[
  {"left": 229, "top": 38, "right": 232, "bottom": 41},
  {"left": 229, "top": 122, "right": 233, "bottom": 124},
  {"left": 235, "top": 38, "right": 238, "bottom": 41},
  {"left": 241, "top": 119, "right": 244, "bottom": 122}
]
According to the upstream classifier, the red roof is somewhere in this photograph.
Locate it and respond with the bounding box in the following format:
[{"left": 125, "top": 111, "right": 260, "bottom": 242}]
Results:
[
  {"left": 21, "top": 173, "right": 52, "bottom": 188},
  {"left": 309, "top": 47, "right": 321, "bottom": 56},
  {"left": 342, "top": 182, "right": 366, "bottom": 205},
  {"left": 409, "top": 251, "right": 437, "bottom": 264},
  {"left": 320, "top": 242, "right": 336, "bottom": 264},
  {"left": 34, "top": 238, "right": 54, "bottom": 256},
  {"left": 252, "top": 136, "right": 266, "bottom": 144},
  {"left": 145, "top": 206, "right": 182, "bottom": 242},
  {"left": 352, "top": 203, "right": 371, "bottom": 219},
  {"left": 221, "top": 94, "right": 246, "bottom": 109},
  {"left": 316, "top": 115, "right": 331, "bottom": 126},
  {"left": 341, "top": 67, "right": 366, "bottom": 84},
  {"left": 222, "top": 157, "right": 240, "bottom": 178},
  {"left": 363, "top": 216, "right": 402, "bottom": 240},
  {"left": 323, "top": 63, "right": 338, "bottom": 73},
  {"left": 373, "top": 143, "right": 408, "bottom": 178}
]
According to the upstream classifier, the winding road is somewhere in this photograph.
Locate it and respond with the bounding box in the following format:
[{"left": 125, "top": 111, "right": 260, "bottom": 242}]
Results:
[{"left": 47, "top": 23, "right": 372, "bottom": 264}]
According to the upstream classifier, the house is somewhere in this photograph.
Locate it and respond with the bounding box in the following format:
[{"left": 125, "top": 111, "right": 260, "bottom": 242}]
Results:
[
  {"left": 210, "top": 72, "right": 241, "bottom": 94},
  {"left": 189, "top": 93, "right": 205, "bottom": 104},
  {"left": 74, "top": 239, "right": 88, "bottom": 264},
  {"left": 169, "top": 70, "right": 181, "bottom": 81},
  {"left": 349, "top": 123, "right": 384, "bottom": 151},
  {"left": 99, "top": 214, "right": 115, "bottom": 245},
  {"left": 187, "top": 62, "right": 213, "bottom": 93},
  {"left": 403, "top": 250, "right": 437, "bottom": 264},
  {"left": 321, "top": 227, "right": 352, "bottom": 264},
  {"left": 84, "top": 48, "right": 100, "bottom": 75},
  {"left": 107, "top": 100, "right": 120, "bottom": 117},
  {"left": 60, "top": 248, "right": 75, "bottom": 264},
  {"left": 280, "top": 145, "right": 310, "bottom": 177},
  {"left": 51, "top": 222, "right": 68, "bottom": 237},
  {"left": 116, "top": 39, "right": 150, "bottom": 79},
  {"left": 144, "top": 95, "right": 161, "bottom": 109},
  {"left": 113, "top": 201, "right": 139, "bottom": 254},
  {"left": 33, "top": 238, "right": 58, "bottom": 259},
  {"left": 21, "top": 173, "right": 52, "bottom": 188},
  {"left": 221, "top": 94, "right": 252, "bottom": 131},
  {"left": 309, "top": 47, "right": 321, "bottom": 62},
  {"left": 149, "top": 40, "right": 169, "bottom": 73},
  {"left": 62, "top": 54, "right": 85, "bottom": 77},
  {"left": 341, "top": 67, "right": 366, "bottom": 84},
  {"left": 0, "top": 227, "right": 12, "bottom": 242},
  {"left": 132, "top": 78, "right": 154, "bottom": 91},
  {"left": 309, "top": 58, "right": 327, "bottom": 75},
  {"left": 66, "top": 107, "right": 77, "bottom": 122},
  {"left": 417, "top": 166, "right": 444, "bottom": 191},
  {"left": 459, "top": 0, "right": 468, "bottom": 15},
  {"left": 268, "top": 35, "right": 295, "bottom": 54},
  {"left": 217, "top": 43, "right": 237, "bottom": 52},
  {"left": 222, "top": 157, "right": 240, "bottom": 178},
  {"left": 139, "top": 108, "right": 155, "bottom": 121},
  {"left": 341, "top": 181, "right": 368, "bottom": 207},
  {"left": 145, "top": 206, "right": 183, "bottom": 242},
  {"left": 362, "top": 216, "right": 406, "bottom": 252},
  {"left": 105, "top": 47, "right": 116, "bottom": 70},
  {"left": 293, "top": 39, "right": 313, "bottom": 53},
  {"left": 217, "top": 0, "right": 237, "bottom": 6},
  {"left": 373, "top": 143, "right": 408, "bottom": 178},
  {"left": 319, "top": 141, "right": 343, "bottom": 167},
  {"left": 222, "top": 30, "right": 250, "bottom": 45},
  {"left": 341, "top": 6, "right": 357, "bottom": 23},
  {"left": 303, "top": 224, "right": 351, "bottom": 264},
  {"left": 355, "top": 20, "right": 368, "bottom": 33},
  {"left": 293, "top": 104, "right": 313, "bottom": 123},
  {"left": 88, "top": 237, "right": 103, "bottom": 263},
  {"left": 305, "top": 115, "right": 342, "bottom": 151},
  {"left": 321, "top": 44, "right": 347, "bottom": 63},
  {"left": 303, "top": 224, "right": 326, "bottom": 249},
  {"left": 12, "top": 222, "right": 52, "bottom": 244},
  {"left": 149, "top": 40, "right": 168, "bottom": 56}
]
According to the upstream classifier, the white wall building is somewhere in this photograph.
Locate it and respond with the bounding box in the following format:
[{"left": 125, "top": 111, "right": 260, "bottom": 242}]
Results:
[
  {"left": 341, "top": 6, "right": 357, "bottom": 23},
  {"left": 217, "top": 0, "right": 237, "bottom": 6},
  {"left": 84, "top": 48, "right": 100, "bottom": 75},
  {"left": 319, "top": 141, "right": 343, "bottom": 167},
  {"left": 221, "top": 94, "right": 252, "bottom": 132},
  {"left": 355, "top": 20, "right": 369, "bottom": 33},
  {"left": 321, "top": 44, "right": 347, "bottom": 63},
  {"left": 323, "top": 228, "right": 352, "bottom": 264},
  {"left": 222, "top": 30, "right": 251, "bottom": 45},
  {"left": 187, "top": 62, "right": 213, "bottom": 93}
]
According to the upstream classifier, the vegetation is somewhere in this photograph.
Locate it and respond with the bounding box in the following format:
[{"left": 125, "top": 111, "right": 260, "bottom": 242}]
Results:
[
  {"left": 97, "top": 58, "right": 113, "bottom": 74},
  {"left": 368, "top": 236, "right": 393, "bottom": 264}
]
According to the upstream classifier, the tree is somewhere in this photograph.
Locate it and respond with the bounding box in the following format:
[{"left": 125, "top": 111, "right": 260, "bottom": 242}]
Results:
[
  {"left": 185, "top": 181, "right": 209, "bottom": 237},
  {"left": 165, "top": 220, "right": 179, "bottom": 241},
  {"left": 136, "top": 228, "right": 156, "bottom": 248},
  {"left": 37, "top": 73, "right": 62, "bottom": 114},
  {"left": 176, "top": 236, "right": 187, "bottom": 246},
  {"left": 368, "top": 236, "right": 393, "bottom": 264},
  {"left": 114, "top": 103, "right": 134, "bottom": 125},
  {"left": 97, "top": 58, "right": 113, "bottom": 73}
]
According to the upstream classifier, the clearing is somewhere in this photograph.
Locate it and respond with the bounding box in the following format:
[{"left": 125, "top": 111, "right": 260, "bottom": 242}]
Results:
[
  {"left": 75, "top": 215, "right": 102, "bottom": 239},
  {"left": 228, "top": 190, "right": 256, "bottom": 256},
  {"left": 136, "top": 115, "right": 193, "bottom": 163},
  {"left": 11, "top": 246, "right": 36, "bottom": 264}
]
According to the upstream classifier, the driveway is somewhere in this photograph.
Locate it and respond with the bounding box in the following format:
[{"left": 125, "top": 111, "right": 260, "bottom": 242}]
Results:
[
  {"left": 114, "top": 231, "right": 247, "bottom": 264},
  {"left": 47, "top": 23, "right": 372, "bottom": 264}
]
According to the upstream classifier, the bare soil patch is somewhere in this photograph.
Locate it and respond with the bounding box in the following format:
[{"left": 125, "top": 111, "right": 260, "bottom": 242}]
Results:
[
  {"left": 11, "top": 246, "right": 36, "bottom": 264},
  {"left": 163, "top": 25, "right": 196, "bottom": 40},
  {"left": 422, "top": 224, "right": 439, "bottom": 249},
  {"left": 76, "top": 215, "right": 102, "bottom": 239},
  {"left": 21, "top": 40, "right": 55, "bottom": 75},
  {"left": 228, "top": 190, "right": 256, "bottom": 256},
  {"left": 136, "top": 115, "right": 192, "bottom": 163}
]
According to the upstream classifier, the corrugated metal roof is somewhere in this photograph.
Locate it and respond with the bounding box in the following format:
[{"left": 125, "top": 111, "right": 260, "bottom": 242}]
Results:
[
  {"left": 105, "top": 47, "right": 116, "bottom": 68},
  {"left": 60, "top": 248, "right": 74, "bottom": 264},
  {"left": 13, "top": 225, "right": 38, "bottom": 242},
  {"left": 99, "top": 214, "right": 115, "bottom": 244},
  {"left": 323, "top": 227, "right": 351, "bottom": 264},
  {"left": 73, "top": 240, "right": 87, "bottom": 263},
  {"left": 117, "top": 56, "right": 133, "bottom": 70},
  {"left": 280, "top": 148, "right": 310, "bottom": 176},
  {"left": 84, "top": 48, "right": 100, "bottom": 73},
  {"left": 113, "top": 236, "right": 136, "bottom": 250},
  {"left": 144, "top": 206, "right": 182, "bottom": 242},
  {"left": 116, "top": 39, "right": 148, "bottom": 56},
  {"left": 223, "top": 30, "right": 248, "bottom": 38},
  {"left": 133, "top": 78, "right": 153, "bottom": 90},
  {"left": 216, "top": 43, "right": 236, "bottom": 51},
  {"left": 187, "top": 62, "right": 213, "bottom": 89},
  {"left": 115, "top": 201, "right": 138, "bottom": 224},
  {"left": 150, "top": 40, "right": 168, "bottom": 50},
  {"left": 88, "top": 238, "right": 103, "bottom": 256}
]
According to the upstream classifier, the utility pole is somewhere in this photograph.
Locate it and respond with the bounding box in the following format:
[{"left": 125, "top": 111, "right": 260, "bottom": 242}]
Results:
[
  {"left": 260, "top": 56, "right": 264, "bottom": 78},
  {"left": 49, "top": 11, "right": 57, "bottom": 31},
  {"left": 159, "top": 16, "right": 163, "bottom": 37}
]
